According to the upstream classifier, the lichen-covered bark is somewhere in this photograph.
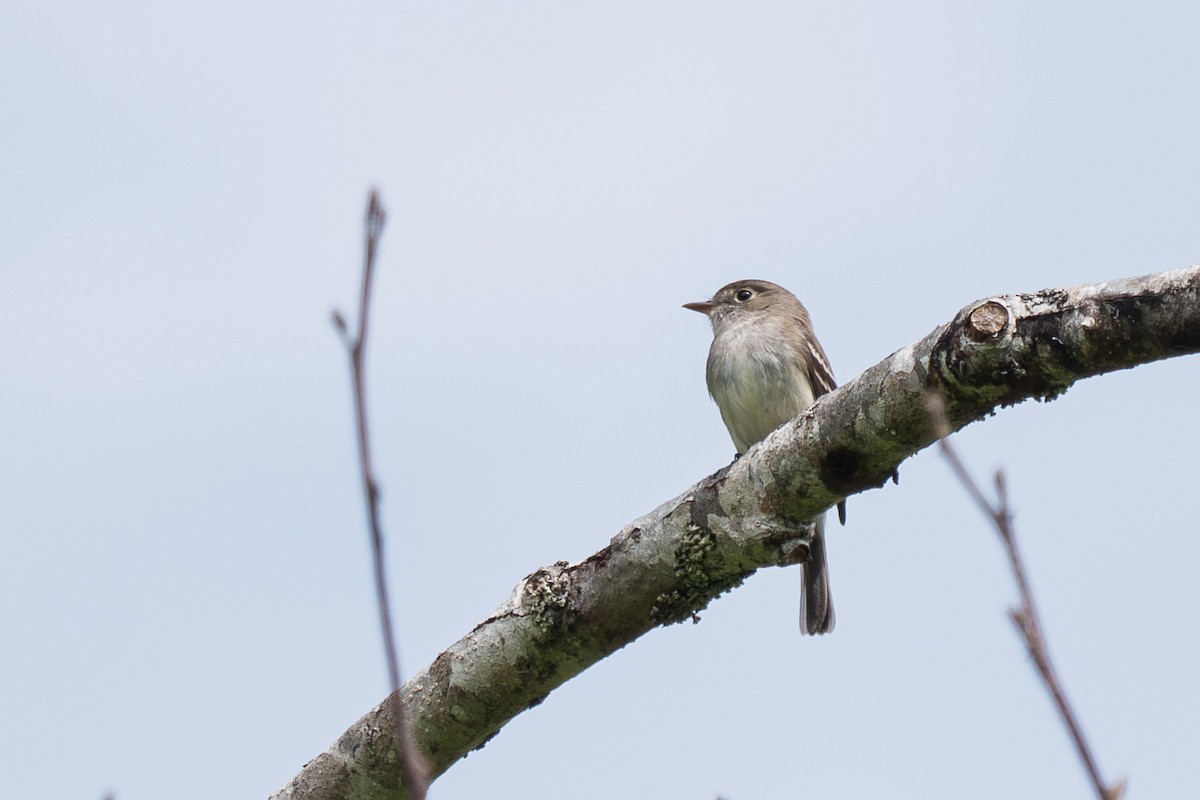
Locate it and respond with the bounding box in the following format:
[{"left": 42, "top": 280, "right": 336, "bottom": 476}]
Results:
[{"left": 271, "top": 266, "right": 1200, "bottom": 800}]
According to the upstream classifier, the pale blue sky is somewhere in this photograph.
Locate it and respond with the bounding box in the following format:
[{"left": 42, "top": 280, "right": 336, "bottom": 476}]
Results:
[{"left": 2, "top": 2, "right": 1198, "bottom": 798}]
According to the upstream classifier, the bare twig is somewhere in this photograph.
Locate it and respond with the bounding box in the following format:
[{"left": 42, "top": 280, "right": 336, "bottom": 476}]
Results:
[
  {"left": 332, "top": 189, "right": 430, "bottom": 800},
  {"left": 926, "top": 393, "right": 1125, "bottom": 800}
]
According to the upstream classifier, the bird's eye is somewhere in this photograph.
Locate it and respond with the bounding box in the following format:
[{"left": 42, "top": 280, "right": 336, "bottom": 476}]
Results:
[{"left": 735, "top": 289, "right": 754, "bottom": 302}]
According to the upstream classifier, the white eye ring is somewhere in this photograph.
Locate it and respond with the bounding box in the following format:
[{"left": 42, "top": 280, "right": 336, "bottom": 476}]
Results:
[{"left": 735, "top": 289, "right": 753, "bottom": 302}]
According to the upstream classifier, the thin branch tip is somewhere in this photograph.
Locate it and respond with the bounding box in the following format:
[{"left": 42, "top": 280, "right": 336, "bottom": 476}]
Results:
[{"left": 331, "top": 309, "right": 352, "bottom": 347}]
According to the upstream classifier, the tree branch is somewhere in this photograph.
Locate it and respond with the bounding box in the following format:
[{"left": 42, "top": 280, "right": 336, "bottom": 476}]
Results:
[{"left": 274, "top": 266, "right": 1200, "bottom": 800}]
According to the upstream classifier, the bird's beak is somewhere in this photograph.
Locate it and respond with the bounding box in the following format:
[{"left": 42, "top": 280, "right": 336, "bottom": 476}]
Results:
[{"left": 683, "top": 300, "right": 715, "bottom": 314}]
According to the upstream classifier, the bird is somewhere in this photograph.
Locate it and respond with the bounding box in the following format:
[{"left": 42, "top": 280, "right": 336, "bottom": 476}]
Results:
[{"left": 685, "top": 279, "right": 843, "bottom": 634}]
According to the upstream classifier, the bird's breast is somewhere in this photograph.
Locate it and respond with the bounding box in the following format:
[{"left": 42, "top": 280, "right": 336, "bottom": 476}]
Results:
[{"left": 705, "top": 323, "right": 816, "bottom": 453}]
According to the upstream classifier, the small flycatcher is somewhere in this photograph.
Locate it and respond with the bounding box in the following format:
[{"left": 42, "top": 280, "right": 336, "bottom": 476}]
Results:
[{"left": 685, "top": 279, "right": 843, "bottom": 635}]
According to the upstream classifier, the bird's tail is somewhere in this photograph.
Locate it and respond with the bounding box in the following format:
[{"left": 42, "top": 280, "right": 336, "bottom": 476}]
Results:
[{"left": 799, "top": 516, "right": 835, "bottom": 635}]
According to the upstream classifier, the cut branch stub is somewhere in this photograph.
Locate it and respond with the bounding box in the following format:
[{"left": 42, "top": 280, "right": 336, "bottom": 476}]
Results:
[{"left": 967, "top": 300, "right": 1012, "bottom": 341}]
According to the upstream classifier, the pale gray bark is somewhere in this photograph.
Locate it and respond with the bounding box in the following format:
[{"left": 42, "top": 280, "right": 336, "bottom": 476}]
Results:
[{"left": 271, "top": 266, "right": 1200, "bottom": 800}]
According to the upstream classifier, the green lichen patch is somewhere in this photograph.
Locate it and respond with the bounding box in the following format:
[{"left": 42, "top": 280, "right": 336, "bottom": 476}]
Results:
[{"left": 649, "top": 523, "right": 750, "bottom": 625}]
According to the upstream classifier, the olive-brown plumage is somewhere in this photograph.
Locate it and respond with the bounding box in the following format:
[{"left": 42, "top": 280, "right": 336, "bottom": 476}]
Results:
[{"left": 685, "top": 280, "right": 841, "bottom": 635}]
